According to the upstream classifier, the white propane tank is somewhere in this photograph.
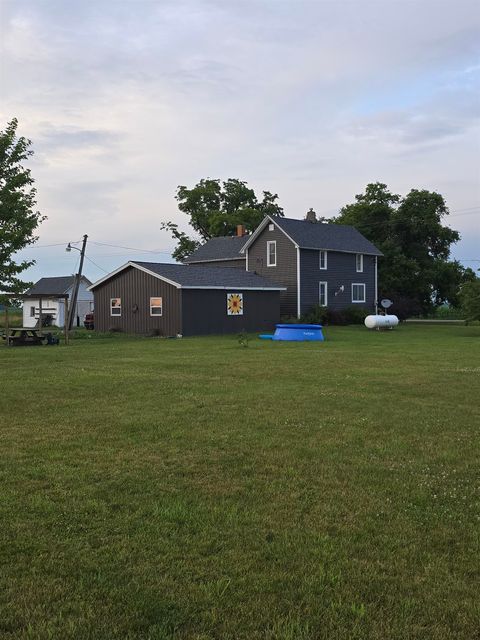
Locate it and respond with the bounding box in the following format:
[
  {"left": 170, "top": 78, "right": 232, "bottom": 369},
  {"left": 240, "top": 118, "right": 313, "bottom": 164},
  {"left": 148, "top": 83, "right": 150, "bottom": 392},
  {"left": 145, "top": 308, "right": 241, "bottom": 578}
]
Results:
[{"left": 364, "top": 314, "right": 399, "bottom": 329}]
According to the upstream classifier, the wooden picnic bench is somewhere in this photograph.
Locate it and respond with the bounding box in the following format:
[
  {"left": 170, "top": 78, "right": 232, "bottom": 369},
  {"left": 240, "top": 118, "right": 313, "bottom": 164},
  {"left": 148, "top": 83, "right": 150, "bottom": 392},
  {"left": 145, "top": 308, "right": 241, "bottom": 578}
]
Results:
[{"left": 2, "top": 327, "right": 49, "bottom": 346}]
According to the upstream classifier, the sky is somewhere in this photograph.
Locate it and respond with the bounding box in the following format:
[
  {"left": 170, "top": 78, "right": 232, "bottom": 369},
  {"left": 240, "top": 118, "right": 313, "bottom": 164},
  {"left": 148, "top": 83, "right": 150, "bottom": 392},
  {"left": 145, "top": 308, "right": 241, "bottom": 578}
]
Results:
[{"left": 1, "top": 0, "right": 479, "bottom": 284}]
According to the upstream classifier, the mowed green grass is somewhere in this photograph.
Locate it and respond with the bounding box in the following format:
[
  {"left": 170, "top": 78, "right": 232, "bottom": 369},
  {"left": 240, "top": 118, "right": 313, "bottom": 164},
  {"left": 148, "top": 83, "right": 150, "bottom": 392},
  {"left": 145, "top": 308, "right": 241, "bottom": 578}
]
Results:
[{"left": 1, "top": 325, "right": 479, "bottom": 640}]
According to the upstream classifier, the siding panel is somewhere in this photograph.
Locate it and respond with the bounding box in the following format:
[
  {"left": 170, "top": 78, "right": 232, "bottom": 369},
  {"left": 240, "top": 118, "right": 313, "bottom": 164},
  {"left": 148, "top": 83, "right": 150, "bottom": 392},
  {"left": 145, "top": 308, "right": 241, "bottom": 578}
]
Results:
[
  {"left": 247, "top": 224, "right": 297, "bottom": 317},
  {"left": 300, "top": 249, "right": 376, "bottom": 314},
  {"left": 182, "top": 290, "right": 279, "bottom": 336},
  {"left": 93, "top": 266, "right": 182, "bottom": 335}
]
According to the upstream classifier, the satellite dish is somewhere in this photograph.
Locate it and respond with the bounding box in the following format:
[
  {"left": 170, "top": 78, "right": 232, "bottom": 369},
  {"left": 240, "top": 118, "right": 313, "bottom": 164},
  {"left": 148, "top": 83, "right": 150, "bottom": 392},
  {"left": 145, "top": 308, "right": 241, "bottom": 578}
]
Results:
[{"left": 381, "top": 298, "right": 393, "bottom": 309}]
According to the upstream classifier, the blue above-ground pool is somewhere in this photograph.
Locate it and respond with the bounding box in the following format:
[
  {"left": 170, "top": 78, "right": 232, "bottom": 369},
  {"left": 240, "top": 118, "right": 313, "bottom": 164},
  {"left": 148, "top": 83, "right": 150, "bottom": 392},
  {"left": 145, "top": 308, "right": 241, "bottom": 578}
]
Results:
[{"left": 259, "top": 324, "right": 324, "bottom": 341}]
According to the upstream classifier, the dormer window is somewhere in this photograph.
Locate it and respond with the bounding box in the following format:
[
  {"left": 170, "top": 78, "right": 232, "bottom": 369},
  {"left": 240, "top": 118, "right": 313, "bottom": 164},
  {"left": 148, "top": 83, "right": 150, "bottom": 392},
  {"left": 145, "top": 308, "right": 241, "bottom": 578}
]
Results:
[
  {"left": 356, "top": 254, "right": 363, "bottom": 272},
  {"left": 319, "top": 250, "right": 327, "bottom": 270},
  {"left": 267, "top": 241, "right": 277, "bottom": 267}
]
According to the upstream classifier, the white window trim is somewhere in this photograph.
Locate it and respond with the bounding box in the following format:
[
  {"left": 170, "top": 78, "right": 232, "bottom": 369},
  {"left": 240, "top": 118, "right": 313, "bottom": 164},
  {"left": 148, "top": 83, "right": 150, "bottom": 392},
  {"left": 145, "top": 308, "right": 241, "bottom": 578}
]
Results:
[
  {"left": 352, "top": 283, "right": 366, "bottom": 303},
  {"left": 267, "top": 240, "right": 277, "bottom": 267},
  {"left": 149, "top": 297, "right": 163, "bottom": 316},
  {"left": 268, "top": 223, "right": 274, "bottom": 231},
  {"left": 319, "top": 281, "right": 328, "bottom": 307},
  {"left": 356, "top": 253, "right": 364, "bottom": 273},
  {"left": 110, "top": 298, "right": 121, "bottom": 316},
  {"left": 319, "top": 250, "right": 327, "bottom": 270}
]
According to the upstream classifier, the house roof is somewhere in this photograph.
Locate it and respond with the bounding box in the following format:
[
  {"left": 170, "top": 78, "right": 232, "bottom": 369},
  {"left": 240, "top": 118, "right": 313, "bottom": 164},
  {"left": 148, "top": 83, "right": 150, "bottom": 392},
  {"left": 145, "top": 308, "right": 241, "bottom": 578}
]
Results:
[
  {"left": 24, "top": 275, "right": 92, "bottom": 297},
  {"left": 89, "top": 261, "right": 286, "bottom": 291},
  {"left": 241, "top": 216, "right": 383, "bottom": 256},
  {"left": 183, "top": 236, "right": 247, "bottom": 263}
]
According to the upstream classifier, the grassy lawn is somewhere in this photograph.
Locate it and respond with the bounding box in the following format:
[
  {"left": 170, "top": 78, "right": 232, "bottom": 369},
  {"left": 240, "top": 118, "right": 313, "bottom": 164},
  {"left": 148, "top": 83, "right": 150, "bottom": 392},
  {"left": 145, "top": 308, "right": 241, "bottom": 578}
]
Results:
[{"left": 1, "top": 325, "right": 479, "bottom": 639}]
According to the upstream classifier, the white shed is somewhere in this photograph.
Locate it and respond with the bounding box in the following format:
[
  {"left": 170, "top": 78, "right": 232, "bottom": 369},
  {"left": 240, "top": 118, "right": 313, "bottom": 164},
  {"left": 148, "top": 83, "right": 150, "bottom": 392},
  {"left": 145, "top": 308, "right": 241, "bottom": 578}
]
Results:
[{"left": 22, "top": 276, "right": 93, "bottom": 328}]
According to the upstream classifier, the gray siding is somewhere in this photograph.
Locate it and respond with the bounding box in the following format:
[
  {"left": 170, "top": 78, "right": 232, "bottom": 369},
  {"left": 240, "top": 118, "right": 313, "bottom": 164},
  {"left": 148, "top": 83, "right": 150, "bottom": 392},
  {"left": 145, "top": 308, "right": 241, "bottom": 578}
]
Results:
[
  {"left": 247, "top": 224, "right": 297, "bottom": 317},
  {"left": 300, "top": 249, "right": 376, "bottom": 314},
  {"left": 181, "top": 289, "right": 280, "bottom": 336},
  {"left": 187, "top": 258, "right": 246, "bottom": 269},
  {"left": 93, "top": 266, "right": 182, "bottom": 335}
]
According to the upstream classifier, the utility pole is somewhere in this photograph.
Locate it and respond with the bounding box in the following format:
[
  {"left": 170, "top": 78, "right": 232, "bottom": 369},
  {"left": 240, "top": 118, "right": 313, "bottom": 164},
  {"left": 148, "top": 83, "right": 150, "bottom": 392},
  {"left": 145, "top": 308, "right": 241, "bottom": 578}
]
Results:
[{"left": 67, "top": 234, "right": 88, "bottom": 330}]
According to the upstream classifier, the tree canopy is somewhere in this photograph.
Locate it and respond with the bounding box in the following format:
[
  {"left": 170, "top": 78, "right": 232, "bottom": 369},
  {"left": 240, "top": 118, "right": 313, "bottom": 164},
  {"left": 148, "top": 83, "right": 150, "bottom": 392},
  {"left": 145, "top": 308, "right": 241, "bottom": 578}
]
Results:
[
  {"left": 459, "top": 280, "right": 480, "bottom": 323},
  {"left": 0, "top": 118, "right": 45, "bottom": 303},
  {"left": 161, "top": 178, "right": 283, "bottom": 261},
  {"left": 334, "top": 183, "right": 475, "bottom": 315}
]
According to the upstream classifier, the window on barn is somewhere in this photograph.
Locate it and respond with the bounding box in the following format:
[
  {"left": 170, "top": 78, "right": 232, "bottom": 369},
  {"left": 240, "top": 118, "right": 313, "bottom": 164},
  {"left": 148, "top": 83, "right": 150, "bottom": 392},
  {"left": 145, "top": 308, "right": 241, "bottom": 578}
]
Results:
[
  {"left": 319, "top": 250, "right": 327, "bottom": 270},
  {"left": 352, "top": 283, "right": 366, "bottom": 303},
  {"left": 268, "top": 223, "right": 274, "bottom": 231},
  {"left": 267, "top": 241, "right": 277, "bottom": 266},
  {"left": 110, "top": 298, "right": 121, "bottom": 316},
  {"left": 356, "top": 254, "right": 364, "bottom": 272},
  {"left": 150, "top": 297, "right": 162, "bottom": 316},
  {"left": 30, "top": 306, "right": 35, "bottom": 317},
  {"left": 319, "top": 282, "right": 328, "bottom": 307}
]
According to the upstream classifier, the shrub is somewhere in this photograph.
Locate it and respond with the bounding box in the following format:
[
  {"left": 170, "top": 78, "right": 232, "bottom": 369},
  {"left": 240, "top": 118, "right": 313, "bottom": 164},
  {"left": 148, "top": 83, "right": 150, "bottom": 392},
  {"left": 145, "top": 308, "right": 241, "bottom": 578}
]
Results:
[
  {"left": 382, "top": 296, "right": 423, "bottom": 320},
  {"left": 343, "top": 305, "right": 369, "bottom": 325},
  {"left": 237, "top": 330, "right": 249, "bottom": 348},
  {"left": 280, "top": 315, "right": 301, "bottom": 324},
  {"left": 300, "top": 305, "right": 329, "bottom": 325},
  {"left": 325, "top": 309, "right": 348, "bottom": 325},
  {"left": 300, "top": 305, "right": 368, "bottom": 325}
]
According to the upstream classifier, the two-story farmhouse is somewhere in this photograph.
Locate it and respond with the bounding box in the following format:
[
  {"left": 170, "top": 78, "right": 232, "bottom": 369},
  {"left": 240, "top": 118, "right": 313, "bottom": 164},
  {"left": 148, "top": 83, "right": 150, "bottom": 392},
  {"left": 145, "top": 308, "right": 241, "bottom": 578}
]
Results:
[{"left": 184, "top": 213, "right": 383, "bottom": 317}]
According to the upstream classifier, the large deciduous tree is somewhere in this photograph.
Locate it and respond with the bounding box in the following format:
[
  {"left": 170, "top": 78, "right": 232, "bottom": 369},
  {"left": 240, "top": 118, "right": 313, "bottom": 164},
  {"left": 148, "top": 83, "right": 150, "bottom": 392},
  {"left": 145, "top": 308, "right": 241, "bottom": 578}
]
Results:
[
  {"left": 0, "top": 118, "right": 45, "bottom": 303},
  {"left": 334, "top": 183, "right": 474, "bottom": 316},
  {"left": 161, "top": 178, "right": 283, "bottom": 261}
]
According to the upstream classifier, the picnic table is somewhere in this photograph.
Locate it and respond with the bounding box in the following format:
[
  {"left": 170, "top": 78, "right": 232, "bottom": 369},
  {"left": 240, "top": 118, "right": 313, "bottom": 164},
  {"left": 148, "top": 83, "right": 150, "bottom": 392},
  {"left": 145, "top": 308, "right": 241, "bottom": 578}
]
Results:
[{"left": 2, "top": 327, "right": 53, "bottom": 346}]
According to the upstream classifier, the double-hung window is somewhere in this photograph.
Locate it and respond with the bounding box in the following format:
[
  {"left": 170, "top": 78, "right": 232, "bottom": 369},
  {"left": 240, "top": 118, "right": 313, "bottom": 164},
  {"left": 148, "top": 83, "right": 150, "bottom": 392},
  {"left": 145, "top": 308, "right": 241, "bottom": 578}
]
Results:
[
  {"left": 267, "top": 241, "right": 277, "bottom": 267},
  {"left": 150, "top": 297, "right": 162, "bottom": 316},
  {"left": 110, "top": 298, "right": 121, "bottom": 316},
  {"left": 351, "top": 283, "right": 366, "bottom": 303},
  {"left": 356, "top": 253, "right": 364, "bottom": 272},
  {"left": 319, "top": 250, "right": 327, "bottom": 270},
  {"left": 319, "top": 282, "right": 328, "bottom": 307}
]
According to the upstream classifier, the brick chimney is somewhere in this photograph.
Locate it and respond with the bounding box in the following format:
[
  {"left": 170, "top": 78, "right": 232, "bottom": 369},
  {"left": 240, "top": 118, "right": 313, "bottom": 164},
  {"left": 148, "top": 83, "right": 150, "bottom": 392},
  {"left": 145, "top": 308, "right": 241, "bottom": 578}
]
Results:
[
  {"left": 236, "top": 224, "right": 246, "bottom": 237},
  {"left": 305, "top": 208, "right": 317, "bottom": 223}
]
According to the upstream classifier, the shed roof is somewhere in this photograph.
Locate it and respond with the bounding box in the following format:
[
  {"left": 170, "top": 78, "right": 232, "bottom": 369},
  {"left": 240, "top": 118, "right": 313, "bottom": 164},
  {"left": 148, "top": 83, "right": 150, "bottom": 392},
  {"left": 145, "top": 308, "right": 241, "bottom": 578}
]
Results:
[
  {"left": 241, "top": 216, "right": 383, "bottom": 256},
  {"left": 89, "top": 261, "right": 286, "bottom": 291},
  {"left": 24, "top": 275, "right": 92, "bottom": 297},
  {"left": 183, "top": 236, "right": 246, "bottom": 263}
]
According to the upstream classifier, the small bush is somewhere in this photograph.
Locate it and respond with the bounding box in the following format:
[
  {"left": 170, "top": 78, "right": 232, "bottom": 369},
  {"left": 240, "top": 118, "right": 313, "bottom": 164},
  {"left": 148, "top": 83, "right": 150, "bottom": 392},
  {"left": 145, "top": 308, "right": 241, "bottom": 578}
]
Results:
[
  {"left": 325, "top": 309, "right": 348, "bottom": 325},
  {"left": 237, "top": 330, "right": 249, "bottom": 348},
  {"left": 382, "top": 296, "right": 422, "bottom": 320},
  {"left": 280, "top": 315, "right": 301, "bottom": 324},
  {"left": 300, "top": 305, "right": 329, "bottom": 325},
  {"left": 300, "top": 305, "right": 368, "bottom": 325},
  {"left": 343, "top": 305, "right": 369, "bottom": 324}
]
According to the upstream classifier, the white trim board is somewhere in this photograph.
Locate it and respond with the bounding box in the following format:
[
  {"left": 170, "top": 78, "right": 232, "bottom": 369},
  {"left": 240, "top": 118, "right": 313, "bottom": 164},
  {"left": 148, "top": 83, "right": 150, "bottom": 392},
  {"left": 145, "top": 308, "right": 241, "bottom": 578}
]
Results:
[
  {"left": 183, "top": 285, "right": 286, "bottom": 291},
  {"left": 296, "top": 246, "right": 301, "bottom": 318},
  {"left": 88, "top": 262, "right": 182, "bottom": 290},
  {"left": 240, "top": 215, "right": 299, "bottom": 253}
]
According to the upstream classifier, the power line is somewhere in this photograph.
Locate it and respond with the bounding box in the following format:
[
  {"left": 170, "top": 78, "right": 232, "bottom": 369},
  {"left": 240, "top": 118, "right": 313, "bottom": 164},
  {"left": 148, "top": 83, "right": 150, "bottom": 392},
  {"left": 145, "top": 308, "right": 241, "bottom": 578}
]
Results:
[
  {"left": 89, "top": 240, "right": 171, "bottom": 255},
  {"left": 83, "top": 254, "right": 110, "bottom": 273},
  {"left": 25, "top": 242, "right": 70, "bottom": 248}
]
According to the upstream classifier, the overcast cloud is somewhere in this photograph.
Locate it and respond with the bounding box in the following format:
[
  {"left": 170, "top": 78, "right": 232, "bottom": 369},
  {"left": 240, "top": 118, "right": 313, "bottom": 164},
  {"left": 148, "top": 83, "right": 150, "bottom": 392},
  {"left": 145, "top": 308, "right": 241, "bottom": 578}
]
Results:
[{"left": 1, "top": 0, "right": 479, "bottom": 281}]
